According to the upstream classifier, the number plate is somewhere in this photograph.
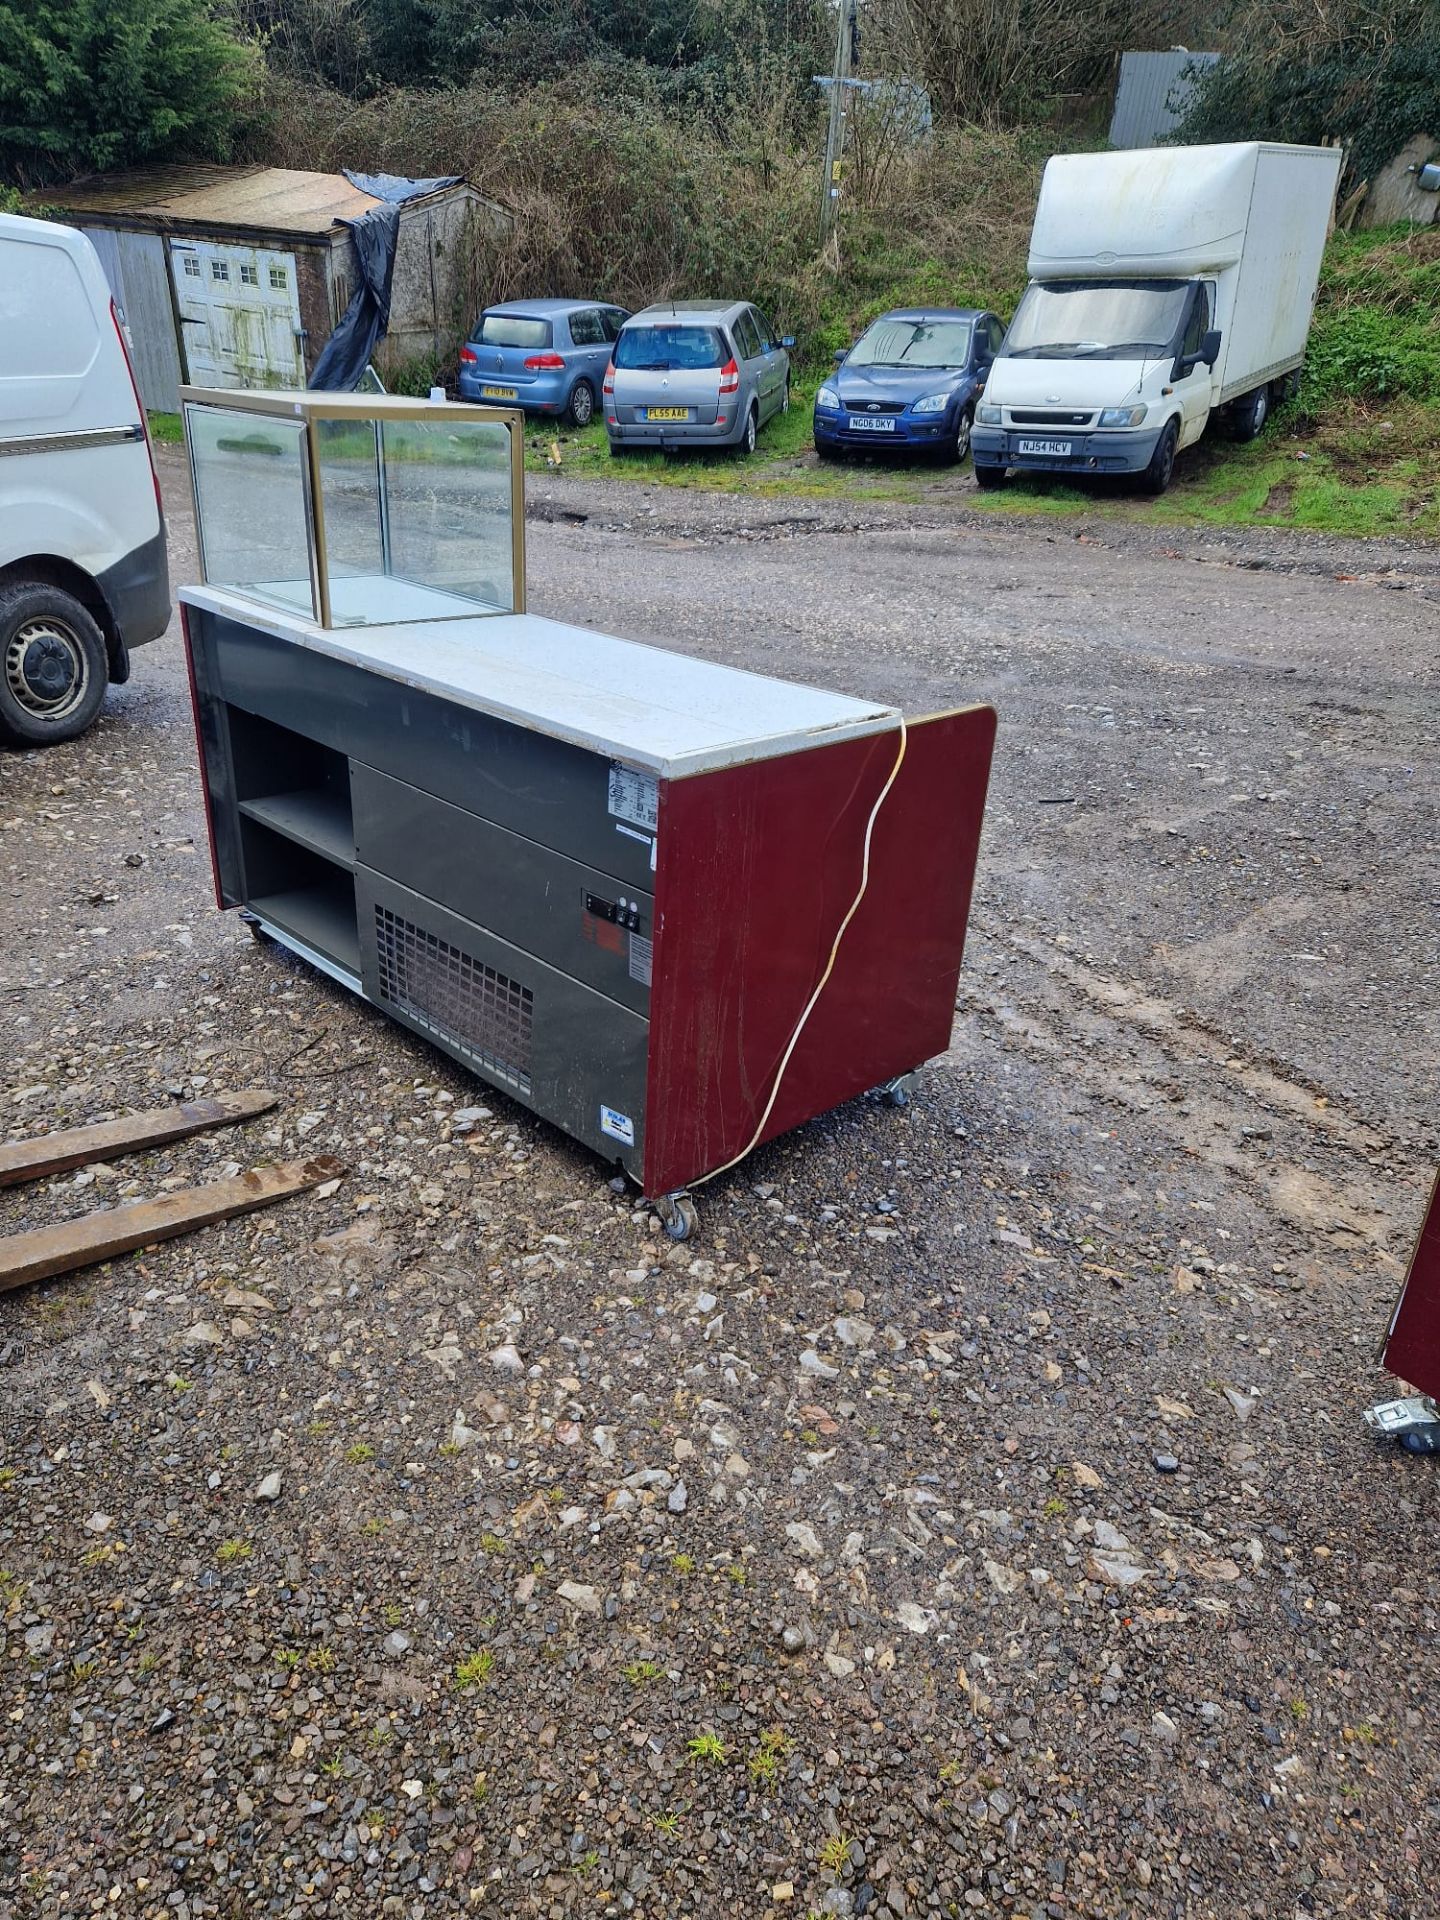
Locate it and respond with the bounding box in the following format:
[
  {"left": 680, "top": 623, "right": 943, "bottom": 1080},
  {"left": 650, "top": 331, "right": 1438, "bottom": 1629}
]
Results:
[
  {"left": 641, "top": 407, "right": 689, "bottom": 422},
  {"left": 848, "top": 415, "right": 896, "bottom": 432},
  {"left": 1017, "top": 437, "right": 1073, "bottom": 456},
  {"left": 480, "top": 385, "right": 517, "bottom": 400}
]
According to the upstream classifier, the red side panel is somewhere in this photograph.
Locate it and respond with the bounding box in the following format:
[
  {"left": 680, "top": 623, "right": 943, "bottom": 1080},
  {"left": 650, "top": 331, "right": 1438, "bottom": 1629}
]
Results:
[
  {"left": 643, "top": 705, "right": 996, "bottom": 1196},
  {"left": 1382, "top": 1173, "right": 1440, "bottom": 1400},
  {"left": 181, "top": 606, "right": 226, "bottom": 913}
]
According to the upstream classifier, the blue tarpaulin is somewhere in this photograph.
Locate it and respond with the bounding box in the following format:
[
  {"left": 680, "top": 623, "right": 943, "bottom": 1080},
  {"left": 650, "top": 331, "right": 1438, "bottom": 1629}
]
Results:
[{"left": 308, "top": 171, "right": 462, "bottom": 391}]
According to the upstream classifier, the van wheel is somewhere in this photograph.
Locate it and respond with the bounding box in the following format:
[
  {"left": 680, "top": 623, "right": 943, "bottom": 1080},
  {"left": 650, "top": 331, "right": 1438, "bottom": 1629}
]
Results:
[
  {"left": 567, "top": 380, "right": 595, "bottom": 428},
  {"left": 739, "top": 406, "right": 758, "bottom": 457},
  {"left": 1228, "top": 384, "right": 1270, "bottom": 441},
  {"left": 0, "top": 583, "right": 109, "bottom": 748},
  {"left": 973, "top": 463, "right": 1007, "bottom": 490},
  {"left": 1136, "top": 420, "right": 1179, "bottom": 495}
]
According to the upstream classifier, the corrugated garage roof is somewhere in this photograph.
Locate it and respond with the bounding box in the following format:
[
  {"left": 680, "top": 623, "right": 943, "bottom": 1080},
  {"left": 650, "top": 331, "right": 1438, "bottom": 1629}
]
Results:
[{"left": 25, "top": 166, "right": 461, "bottom": 239}]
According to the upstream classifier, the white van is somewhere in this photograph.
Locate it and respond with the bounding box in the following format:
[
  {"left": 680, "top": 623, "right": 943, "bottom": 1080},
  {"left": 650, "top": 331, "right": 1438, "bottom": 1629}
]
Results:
[
  {"left": 0, "top": 211, "right": 169, "bottom": 745},
  {"left": 972, "top": 143, "right": 1343, "bottom": 494}
]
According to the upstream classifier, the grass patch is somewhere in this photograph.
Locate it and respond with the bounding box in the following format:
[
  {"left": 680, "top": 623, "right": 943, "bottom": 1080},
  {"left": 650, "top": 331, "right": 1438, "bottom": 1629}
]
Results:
[
  {"left": 148, "top": 411, "right": 183, "bottom": 445},
  {"left": 455, "top": 1648, "right": 495, "bottom": 1690}
]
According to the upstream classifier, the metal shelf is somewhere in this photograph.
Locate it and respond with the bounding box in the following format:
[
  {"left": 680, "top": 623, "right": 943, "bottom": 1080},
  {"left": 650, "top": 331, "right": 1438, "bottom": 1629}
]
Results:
[
  {"left": 239, "top": 788, "right": 354, "bottom": 869},
  {"left": 249, "top": 883, "right": 360, "bottom": 978}
]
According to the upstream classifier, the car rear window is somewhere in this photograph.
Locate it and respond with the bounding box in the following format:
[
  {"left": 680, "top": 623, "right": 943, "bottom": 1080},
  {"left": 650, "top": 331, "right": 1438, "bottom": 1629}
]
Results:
[
  {"left": 614, "top": 324, "right": 726, "bottom": 372},
  {"left": 477, "top": 314, "right": 552, "bottom": 349}
]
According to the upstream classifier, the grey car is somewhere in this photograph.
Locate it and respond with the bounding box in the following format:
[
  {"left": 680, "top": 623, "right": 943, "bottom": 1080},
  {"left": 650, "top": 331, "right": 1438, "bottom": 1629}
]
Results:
[{"left": 604, "top": 300, "right": 794, "bottom": 454}]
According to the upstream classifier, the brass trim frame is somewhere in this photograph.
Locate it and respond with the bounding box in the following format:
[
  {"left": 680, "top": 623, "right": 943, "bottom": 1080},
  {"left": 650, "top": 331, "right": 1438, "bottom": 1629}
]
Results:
[{"left": 179, "top": 387, "right": 527, "bottom": 629}]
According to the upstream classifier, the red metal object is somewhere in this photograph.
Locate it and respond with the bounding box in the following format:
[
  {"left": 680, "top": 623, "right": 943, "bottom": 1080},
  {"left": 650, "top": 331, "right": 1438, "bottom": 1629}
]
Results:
[
  {"left": 181, "top": 609, "right": 226, "bottom": 913},
  {"left": 642, "top": 704, "right": 996, "bottom": 1196},
  {"left": 1381, "top": 1172, "right": 1440, "bottom": 1401}
]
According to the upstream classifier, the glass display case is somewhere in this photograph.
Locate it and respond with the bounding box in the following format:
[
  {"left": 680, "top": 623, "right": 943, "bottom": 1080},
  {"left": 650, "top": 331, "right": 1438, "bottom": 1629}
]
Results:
[{"left": 181, "top": 388, "right": 525, "bottom": 628}]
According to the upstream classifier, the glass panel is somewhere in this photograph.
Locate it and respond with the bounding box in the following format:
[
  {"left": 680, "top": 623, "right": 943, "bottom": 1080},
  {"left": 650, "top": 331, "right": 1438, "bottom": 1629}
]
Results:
[
  {"left": 186, "top": 405, "right": 314, "bottom": 618},
  {"left": 614, "top": 324, "right": 726, "bottom": 371},
  {"left": 567, "top": 309, "right": 604, "bottom": 347},
  {"left": 314, "top": 417, "right": 384, "bottom": 589},
  {"left": 310, "top": 414, "right": 514, "bottom": 625},
  {"left": 478, "top": 313, "right": 550, "bottom": 349}
]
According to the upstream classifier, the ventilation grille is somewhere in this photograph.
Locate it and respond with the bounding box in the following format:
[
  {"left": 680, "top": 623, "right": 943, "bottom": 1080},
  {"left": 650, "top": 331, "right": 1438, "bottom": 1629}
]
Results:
[
  {"left": 374, "top": 905, "right": 533, "bottom": 1092},
  {"left": 1009, "top": 409, "right": 1094, "bottom": 427}
]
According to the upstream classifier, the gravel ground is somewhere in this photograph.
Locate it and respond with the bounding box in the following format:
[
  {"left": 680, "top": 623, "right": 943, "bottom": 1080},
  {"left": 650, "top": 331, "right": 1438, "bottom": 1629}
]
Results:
[{"left": 0, "top": 450, "right": 1436, "bottom": 1920}]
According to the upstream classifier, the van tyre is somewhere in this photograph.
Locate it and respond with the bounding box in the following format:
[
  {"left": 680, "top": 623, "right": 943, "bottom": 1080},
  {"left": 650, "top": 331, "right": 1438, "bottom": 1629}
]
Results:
[
  {"left": 0, "top": 583, "right": 109, "bottom": 748},
  {"left": 1137, "top": 420, "right": 1179, "bottom": 495},
  {"left": 567, "top": 380, "right": 595, "bottom": 427},
  {"left": 740, "top": 406, "right": 758, "bottom": 457},
  {"left": 973, "top": 463, "right": 1007, "bottom": 490},
  {"left": 1228, "top": 383, "right": 1271, "bottom": 441}
]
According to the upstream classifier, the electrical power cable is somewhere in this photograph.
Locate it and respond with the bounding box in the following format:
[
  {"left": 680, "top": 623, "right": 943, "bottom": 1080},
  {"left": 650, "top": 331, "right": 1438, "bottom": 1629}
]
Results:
[{"left": 691, "top": 714, "right": 909, "bottom": 1189}]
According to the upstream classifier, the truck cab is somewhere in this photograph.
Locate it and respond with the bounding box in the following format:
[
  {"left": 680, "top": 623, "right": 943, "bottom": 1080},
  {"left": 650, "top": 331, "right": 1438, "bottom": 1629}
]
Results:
[
  {"left": 0, "top": 212, "right": 170, "bottom": 747},
  {"left": 972, "top": 142, "right": 1342, "bottom": 495},
  {"left": 975, "top": 275, "right": 1222, "bottom": 493}
]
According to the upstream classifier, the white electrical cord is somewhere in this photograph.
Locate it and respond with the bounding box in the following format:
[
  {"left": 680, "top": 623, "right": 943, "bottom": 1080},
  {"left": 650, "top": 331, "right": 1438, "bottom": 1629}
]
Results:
[{"left": 692, "top": 715, "right": 909, "bottom": 1189}]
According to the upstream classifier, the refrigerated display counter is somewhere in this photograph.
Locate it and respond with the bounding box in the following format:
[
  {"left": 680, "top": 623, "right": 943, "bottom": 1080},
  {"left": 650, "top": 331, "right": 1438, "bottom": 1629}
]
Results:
[{"left": 180, "top": 388, "right": 996, "bottom": 1233}]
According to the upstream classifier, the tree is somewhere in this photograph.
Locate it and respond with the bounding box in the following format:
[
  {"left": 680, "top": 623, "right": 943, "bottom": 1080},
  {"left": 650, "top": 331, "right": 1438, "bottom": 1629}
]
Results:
[
  {"left": 0, "top": 0, "right": 257, "bottom": 186},
  {"left": 1175, "top": 1, "right": 1439, "bottom": 186}
]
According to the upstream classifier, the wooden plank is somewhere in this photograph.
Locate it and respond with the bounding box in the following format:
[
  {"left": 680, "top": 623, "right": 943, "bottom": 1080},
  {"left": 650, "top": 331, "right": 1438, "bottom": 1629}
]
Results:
[
  {"left": 0, "top": 1156, "right": 343, "bottom": 1294},
  {"left": 0, "top": 1090, "right": 278, "bottom": 1189}
]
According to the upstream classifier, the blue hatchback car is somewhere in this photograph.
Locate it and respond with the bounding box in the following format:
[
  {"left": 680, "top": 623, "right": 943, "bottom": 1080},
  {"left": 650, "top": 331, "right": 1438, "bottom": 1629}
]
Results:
[
  {"left": 458, "top": 298, "right": 630, "bottom": 426},
  {"left": 813, "top": 308, "right": 1006, "bottom": 462}
]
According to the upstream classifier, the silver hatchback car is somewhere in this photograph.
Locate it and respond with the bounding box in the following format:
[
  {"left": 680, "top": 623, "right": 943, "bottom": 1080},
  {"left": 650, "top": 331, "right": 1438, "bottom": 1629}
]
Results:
[{"left": 604, "top": 300, "right": 794, "bottom": 455}]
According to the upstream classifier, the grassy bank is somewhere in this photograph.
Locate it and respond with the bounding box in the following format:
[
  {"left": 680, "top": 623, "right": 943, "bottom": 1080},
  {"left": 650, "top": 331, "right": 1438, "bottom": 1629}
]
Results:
[
  {"left": 524, "top": 397, "right": 1439, "bottom": 538},
  {"left": 520, "top": 224, "right": 1440, "bottom": 539}
]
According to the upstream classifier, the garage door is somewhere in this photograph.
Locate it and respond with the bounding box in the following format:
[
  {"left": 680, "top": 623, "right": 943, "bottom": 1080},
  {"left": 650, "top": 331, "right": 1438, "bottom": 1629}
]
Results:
[{"left": 172, "top": 240, "right": 304, "bottom": 389}]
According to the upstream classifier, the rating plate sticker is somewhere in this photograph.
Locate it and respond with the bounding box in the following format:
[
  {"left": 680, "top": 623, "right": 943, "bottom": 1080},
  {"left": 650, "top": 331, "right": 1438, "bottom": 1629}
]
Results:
[{"left": 608, "top": 765, "right": 658, "bottom": 833}]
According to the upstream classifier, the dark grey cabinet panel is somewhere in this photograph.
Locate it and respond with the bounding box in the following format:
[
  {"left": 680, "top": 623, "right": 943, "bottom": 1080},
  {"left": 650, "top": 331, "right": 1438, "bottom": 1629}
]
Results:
[
  {"left": 355, "top": 867, "right": 648, "bottom": 1171},
  {"left": 353, "top": 764, "right": 653, "bottom": 1017},
  {"left": 197, "top": 612, "right": 656, "bottom": 891}
]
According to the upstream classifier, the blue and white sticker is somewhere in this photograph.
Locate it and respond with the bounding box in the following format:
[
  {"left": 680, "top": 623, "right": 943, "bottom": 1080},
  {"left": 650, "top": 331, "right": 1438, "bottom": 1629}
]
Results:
[{"left": 600, "top": 1105, "right": 636, "bottom": 1146}]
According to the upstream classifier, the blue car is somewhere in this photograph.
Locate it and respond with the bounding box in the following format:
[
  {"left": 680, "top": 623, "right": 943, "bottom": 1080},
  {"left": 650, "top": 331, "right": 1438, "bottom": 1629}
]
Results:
[
  {"left": 458, "top": 298, "right": 630, "bottom": 426},
  {"left": 813, "top": 307, "right": 1006, "bottom": 462}
]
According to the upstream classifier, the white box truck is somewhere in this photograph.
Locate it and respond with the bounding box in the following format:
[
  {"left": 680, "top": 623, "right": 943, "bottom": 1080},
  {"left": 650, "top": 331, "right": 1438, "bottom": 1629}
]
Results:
[
  {"left": 0, "top": 211, "right": 169, "bottom": 746},
  {"left": 971, "top": 142, "right": 1343, "bottom": 494}
]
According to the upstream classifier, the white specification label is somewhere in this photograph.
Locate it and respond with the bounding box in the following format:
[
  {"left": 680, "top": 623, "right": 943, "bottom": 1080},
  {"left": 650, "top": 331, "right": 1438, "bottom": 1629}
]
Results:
[
  {"left": 608, "top": 765, "right": 658, "bottom": 833},
  {"left": 629, "top": 932, "right": 653, "bottom": 987},
  {"left": 600, "top": 1105, "right": 635, "bottom": 1146}
]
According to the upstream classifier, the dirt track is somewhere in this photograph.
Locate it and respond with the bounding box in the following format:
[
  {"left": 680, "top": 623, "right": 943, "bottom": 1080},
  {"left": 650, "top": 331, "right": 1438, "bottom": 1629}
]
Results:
[{"left": 0, "top": 448, "right": 1436, "bottom": 1918}]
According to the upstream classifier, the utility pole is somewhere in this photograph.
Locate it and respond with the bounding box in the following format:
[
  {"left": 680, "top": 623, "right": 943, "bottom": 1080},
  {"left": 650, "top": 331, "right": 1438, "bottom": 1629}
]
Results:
[{"left": 818, "top": 0, "right": 856, "bottom": 251}]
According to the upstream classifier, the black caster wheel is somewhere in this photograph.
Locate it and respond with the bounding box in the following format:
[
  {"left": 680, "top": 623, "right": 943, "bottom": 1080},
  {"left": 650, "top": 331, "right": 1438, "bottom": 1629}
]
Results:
[
  {"left": 241, "top": 910, "right": 270, "bottom": 945},
  {"left": 654, "top": 1191, "right": 698, "bottom": 1242},
  {"left": 878, "top": 1074, "right": 915, "bottom": 1109}
]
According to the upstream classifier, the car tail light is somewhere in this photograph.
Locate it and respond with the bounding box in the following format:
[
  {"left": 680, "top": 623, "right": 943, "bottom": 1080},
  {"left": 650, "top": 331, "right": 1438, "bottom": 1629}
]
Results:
[
  {"left": 718, "top": 357, "right": 740, "bottom": 396},
  {"left": 603, "top": 361, "right": 616, "bottom": 395},
  {"left": 459, "top": 345, "right": 478, "bottom": 364},
  {"left": 524, "top": 352, "right": 566, "bottom": 370},
  {"left": 111, "top": 299, "right": 163, "bottom": 522}
]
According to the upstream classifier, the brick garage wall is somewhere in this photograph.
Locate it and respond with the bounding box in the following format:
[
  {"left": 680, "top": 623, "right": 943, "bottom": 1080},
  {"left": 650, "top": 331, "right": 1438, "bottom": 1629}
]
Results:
[{"left": 292, "top": 242, "right": 336, "bottom": 381}]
